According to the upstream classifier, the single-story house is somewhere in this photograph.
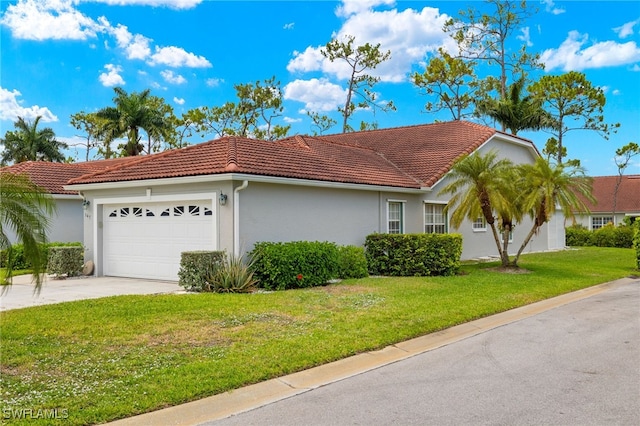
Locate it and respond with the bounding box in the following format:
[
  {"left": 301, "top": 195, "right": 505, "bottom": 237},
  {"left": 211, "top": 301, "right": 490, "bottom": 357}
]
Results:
[
  {"left": 57, "top": 120, "right": 564, "bottom": 281},
  {"left": 1, "top": 158, "right": 137, "bottom": 243},
  {"left": 572, "top": 175, "right": 640, "bottom": 229}
]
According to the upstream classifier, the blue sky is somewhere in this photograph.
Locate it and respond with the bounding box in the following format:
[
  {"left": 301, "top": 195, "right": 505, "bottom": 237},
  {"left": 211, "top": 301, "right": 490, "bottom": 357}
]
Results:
[{"left": 1, "top": 0, "right": 639, "bottom": 176}]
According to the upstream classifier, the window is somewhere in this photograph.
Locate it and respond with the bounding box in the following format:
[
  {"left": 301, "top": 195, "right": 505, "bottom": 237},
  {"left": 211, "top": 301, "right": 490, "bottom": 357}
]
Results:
[
  {"left": 591, "top": 216, "right": 613, "bottom": 230},
  {"left": 388, "top": 201, "right": 404, "bottom": 234},
  {"left": 424, "top": 203, "right": 447, "bottom": 234},
  {"left": 501, "top": 230, "right": 513, "bottom": 243},
  {"left": 472, "top": 216, "right": 486, "bottom": 231}
]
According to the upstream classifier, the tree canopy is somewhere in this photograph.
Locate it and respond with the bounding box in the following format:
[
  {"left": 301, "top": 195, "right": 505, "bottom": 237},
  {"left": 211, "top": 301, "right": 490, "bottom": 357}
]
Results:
[
  {"left": 0, "top": 116, "right": 68, "bottom": 165},
  {"left": 320, "top": 34, "right": 395, "bottom": 133}
]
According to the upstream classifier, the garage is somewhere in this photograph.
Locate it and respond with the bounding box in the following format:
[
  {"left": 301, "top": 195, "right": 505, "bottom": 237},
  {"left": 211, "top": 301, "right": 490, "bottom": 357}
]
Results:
[{"left": 102, "top": 200, "right": 216, "bottom": 281}]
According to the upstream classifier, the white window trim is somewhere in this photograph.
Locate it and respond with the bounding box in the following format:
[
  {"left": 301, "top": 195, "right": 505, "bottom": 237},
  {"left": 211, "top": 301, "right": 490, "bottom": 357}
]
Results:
[
  {"left": 472, "top": 216, "right": 487, "bottom": 232},
  {"left": 387, "top": 200, "right": 406, "bottom": 234},
  {"left": 591, "top": 215, "right": 614, "bottom": 231},
  {"left": 423, "top": 201, "right": 448, "bottom": 234}
]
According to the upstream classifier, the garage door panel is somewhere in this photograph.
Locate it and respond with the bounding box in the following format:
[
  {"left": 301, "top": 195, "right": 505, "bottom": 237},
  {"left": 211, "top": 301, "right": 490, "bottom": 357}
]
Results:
[{"left": 103, "top": 201, "right": 216, "bottom": 281}]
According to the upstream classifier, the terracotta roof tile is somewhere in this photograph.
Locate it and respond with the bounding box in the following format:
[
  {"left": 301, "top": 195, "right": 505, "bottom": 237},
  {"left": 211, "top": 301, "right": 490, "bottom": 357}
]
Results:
[
  {"left": 319, "top": 121, "right": 498, "bottom": 186},
  {"left": 0, "top": 158, "right": 138, "bottom": 195},
  {"left": 581, "top": 175, "right": 640, "bottom": 213},
  {"left": 35, "top": 121, "right": 527, "bottom": 190}
]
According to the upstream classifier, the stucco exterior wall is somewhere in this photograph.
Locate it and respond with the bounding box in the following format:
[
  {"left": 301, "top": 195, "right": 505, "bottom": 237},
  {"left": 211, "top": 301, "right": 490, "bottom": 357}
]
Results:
[
  {"left": 237, "top": 182, "right": 414, "bottom": 252},
  {"left": 4, "top": 196, "right": 83, "bottom": 244}
]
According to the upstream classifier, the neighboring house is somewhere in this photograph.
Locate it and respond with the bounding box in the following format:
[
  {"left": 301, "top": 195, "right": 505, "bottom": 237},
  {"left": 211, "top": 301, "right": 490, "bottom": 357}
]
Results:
[
  {"left": 0, "top": 158, "right": 136, "bottom": 244},
  {"left": 572, "top": 175, "right": 640, "bottom": 229},
  {"left": 62, "top": 121, "right": 565, "bottom": 281}
]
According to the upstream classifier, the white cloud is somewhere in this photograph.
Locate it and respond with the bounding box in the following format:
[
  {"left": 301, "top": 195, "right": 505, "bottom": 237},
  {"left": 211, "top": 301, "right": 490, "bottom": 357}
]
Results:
[
  {"left": 160, "top": 70, "right": 187, "bottom": 84},
  {"left": 614, "top": 19, "right": 639, "bottom": 39},
  {"left": 518, "top": 27, "right": 533, "bottom": 47},
  {"left": 99, "top": 64, "right": 125, "bottom": 86},
  {"left": 206, "top": 78, "right": 223, "bottom": 87},
  {"left": 336, "top": 0, "right": 395, "bottom": 18},
  {"left": 0, "top": 87, "right": 58, "bottom": 122},
  {"left": 89, "top": 0, "right": 202, "bottom": 9},
  {"left": 173, "top": 97, "right": 185, "bottom": 105},
  {"left": 541, "top": 0, "right": 565, "bottom": 15},
  {"left": 0, "top": 0, "right": 104, "bottom": 40},
  {"left": 287, "top": 5, "right": 452, "bottom": 83},
  {"left": 111, "top": 24, "right": 152, "bottom": 60},
  {"left": 283, "top": 22, "right": 294, "bottom": 30},
  {"left": 148, "top": 46, "right": 212, "bottom": 68},
  {"left": 541, "top": 31, "right": 640, "bottom": 71},
  {"left": 283, "top": 78, "right": 347, "bottom": 112},
  {"left": 284, "top": 116, "right": 302, "bottom": 123}
]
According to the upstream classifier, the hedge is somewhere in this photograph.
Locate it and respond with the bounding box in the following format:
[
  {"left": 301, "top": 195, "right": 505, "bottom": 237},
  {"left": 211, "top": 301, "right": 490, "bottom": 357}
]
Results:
[
  {"left": 0, "top": 242, "right": 83, "bottom": 270},
  {"left": 178, "top": 251, "right": 226, "bottom": 291},
  {"left": 364, "top": 233, "right": 462, "bottom": 277},
  {"left": 566, "top": 224, "right": 634, "bottom": 249},
  {"left": 250, "top": 241, "right": 340, "bottom": 290},
  {"left": 47, "top": 246, "right": 85, "bottom": 278}
]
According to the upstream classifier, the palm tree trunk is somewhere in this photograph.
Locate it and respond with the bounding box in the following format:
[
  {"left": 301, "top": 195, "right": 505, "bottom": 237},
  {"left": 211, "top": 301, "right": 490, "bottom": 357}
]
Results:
[
  {"left": 489, "top": 222, "right": 509, "bottom": 266},
  {"left": 512, "top": 223, "right": 540, "bottom": 266}
]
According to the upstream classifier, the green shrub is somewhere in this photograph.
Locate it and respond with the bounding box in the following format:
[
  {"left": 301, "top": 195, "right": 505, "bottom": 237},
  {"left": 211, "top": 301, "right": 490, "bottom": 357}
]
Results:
[
  {"left": 633, "top": 221, "right": 640, "bottom": 270},
  {"left": 250, "top": 241, "right": 340, "bottom": 290},
  {"left": 365, "top": 233, "right": 462, "bottom": 277},
  {"left": 47, "top": 246, "right": 84, "bottom": 278},
  {"left": 565, "top": 225, "right": 593, "bottom": 247},
  {"left": 205, "top": 253, "right": 257, "bottom": 293},
  {"left": 337, "top": 245, "right": 368, "bottom": 279},
  {"left": 593, "top": 224, "right": 634, "bottom": 248},
  {"left": 178, "top": 251, "right": 225, "bottom": 291},
  {"left": 1, "top": 242, "right": 82, "bottom": 270}
]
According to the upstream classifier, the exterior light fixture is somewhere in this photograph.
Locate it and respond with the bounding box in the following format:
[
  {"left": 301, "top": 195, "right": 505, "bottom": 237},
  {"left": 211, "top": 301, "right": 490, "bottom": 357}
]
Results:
[
  {"left": 82, "top": 199, "right": 91, "bottom": 210},
  {"left": 219, "top": 193, "right": 228, "bottom": 206}
]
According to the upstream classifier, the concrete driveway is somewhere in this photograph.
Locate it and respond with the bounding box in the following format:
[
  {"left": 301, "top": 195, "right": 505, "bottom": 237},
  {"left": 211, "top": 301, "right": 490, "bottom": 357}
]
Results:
[{"left": 0, "top": 274, "right": 182, "bottom": 311}]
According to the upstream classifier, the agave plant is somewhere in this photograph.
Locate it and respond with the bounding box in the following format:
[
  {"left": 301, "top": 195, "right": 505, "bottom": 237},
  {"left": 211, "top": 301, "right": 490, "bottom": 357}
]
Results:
[{"left": 205, "top": 253, "right": 257, "bottom": 293}]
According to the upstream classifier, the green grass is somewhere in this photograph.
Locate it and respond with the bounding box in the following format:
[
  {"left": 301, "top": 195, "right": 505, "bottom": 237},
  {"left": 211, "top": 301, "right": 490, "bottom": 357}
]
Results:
[{"left": 0, "top": 247, "right": 636, "bottom": 425}]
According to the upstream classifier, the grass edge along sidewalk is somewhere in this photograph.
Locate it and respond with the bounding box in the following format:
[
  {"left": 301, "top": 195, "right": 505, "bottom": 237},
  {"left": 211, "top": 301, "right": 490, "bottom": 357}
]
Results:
[{"left": 0, "top": 247, "right": 637, "bottom": 426}]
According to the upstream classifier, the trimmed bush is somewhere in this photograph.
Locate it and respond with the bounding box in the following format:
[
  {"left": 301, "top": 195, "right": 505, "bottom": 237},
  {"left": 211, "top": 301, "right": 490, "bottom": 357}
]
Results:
[
  {"left": 1, "top": 242, "right": 83, "bottom": 270},
  {"left": 178, "top": 251, "right": 225, "bottom": 291},
  {"left": 250, "top": 241, "right": 340, "bottom": 290},
  {"left": 47, "top": 246, "right": 84, "bottom": 278},
  {"left": 337, "top": 245, "right": 368, "bottom": 279},
  {"left": 365, "top": 233, "right": 462, "bottom": 277},
  {"left": 565, "top": 225, "right": 593, "bottom": 247},
  {"left": 566, "top": 224, "right": 634, "bottom": 249}
]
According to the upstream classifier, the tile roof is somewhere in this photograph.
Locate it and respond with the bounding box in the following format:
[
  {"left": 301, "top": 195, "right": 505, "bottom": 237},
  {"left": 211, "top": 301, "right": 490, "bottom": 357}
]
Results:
[
  {"left": 319, "top": 121, "right": 499, "bottom": 187},
  {"left": 581, "top": 175, "right": 640, "bottom": 213},
  {"left": 0, "top": 158, "right": 138, "bottom": 195},
  {"left": 67, "top": 121, "right": 510, "bottom": 189},
  {"left": 3, "top": 121, "right": 531, "bottom": 192}
]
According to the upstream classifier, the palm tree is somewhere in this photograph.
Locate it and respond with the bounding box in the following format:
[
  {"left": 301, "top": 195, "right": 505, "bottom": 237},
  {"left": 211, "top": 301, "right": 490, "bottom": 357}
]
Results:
[
  {"left": 96, "top": 88, "right": 174, "bottom": 156},
  {"left": 0, "top": 116, "right": 68, "bottom": 165},
  {"left": 477, "top": 77, "right": 554, "bottom": 135},
  {"left": 0, "top": 172, "right": 56, "bottom": 292},
  {"left": 511, "top": 157, "right": 595, "bottom": 266},
  {"left": 439, "top": 150, "right": 517, "bottom": 266}
]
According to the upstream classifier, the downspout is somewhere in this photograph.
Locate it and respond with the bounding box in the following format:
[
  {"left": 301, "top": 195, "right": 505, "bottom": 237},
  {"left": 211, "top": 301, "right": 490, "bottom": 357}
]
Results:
[{"left": 233, "top": 180, "right": 249, "bottom": 257}]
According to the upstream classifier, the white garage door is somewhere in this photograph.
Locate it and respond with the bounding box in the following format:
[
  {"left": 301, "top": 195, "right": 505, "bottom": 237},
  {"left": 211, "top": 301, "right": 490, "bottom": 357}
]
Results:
[{"left": 103, "top": 201, "right": 215, "bottom": 281}]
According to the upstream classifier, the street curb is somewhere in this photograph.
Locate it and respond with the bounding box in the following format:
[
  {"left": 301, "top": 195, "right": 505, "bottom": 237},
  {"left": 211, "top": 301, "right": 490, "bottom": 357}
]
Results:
[{"left": 107, "top": 277, "right": 638, "bottom": 426}]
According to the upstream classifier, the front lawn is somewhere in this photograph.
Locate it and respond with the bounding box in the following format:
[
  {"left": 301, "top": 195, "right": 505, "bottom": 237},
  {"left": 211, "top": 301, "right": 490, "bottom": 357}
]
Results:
[{"left": 0, "top": 247, "right": 636, "bottom": 425}]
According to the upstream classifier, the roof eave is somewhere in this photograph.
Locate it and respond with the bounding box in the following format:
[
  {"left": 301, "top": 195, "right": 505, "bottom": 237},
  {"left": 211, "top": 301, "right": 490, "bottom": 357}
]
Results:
[{"left": 64, "top": 173, "right": 429, "bottom": 194}]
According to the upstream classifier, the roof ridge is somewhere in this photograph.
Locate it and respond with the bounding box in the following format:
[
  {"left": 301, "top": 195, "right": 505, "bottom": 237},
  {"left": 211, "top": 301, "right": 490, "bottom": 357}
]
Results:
[
  {"left": 319, "top": 119, "right": 490, "bottom": 138},
  {"left": 225, "top": 137, "right": 239, "bottom": 171}
]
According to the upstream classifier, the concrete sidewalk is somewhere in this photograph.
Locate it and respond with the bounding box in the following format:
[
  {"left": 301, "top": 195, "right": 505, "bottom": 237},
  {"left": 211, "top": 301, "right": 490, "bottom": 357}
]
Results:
[
  {"left": 0, "top": 274, "right": 182, "bottom": 311},
  {"left": 107, "top": 276, "right": 639, "bottom": 426}
]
